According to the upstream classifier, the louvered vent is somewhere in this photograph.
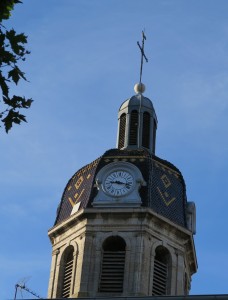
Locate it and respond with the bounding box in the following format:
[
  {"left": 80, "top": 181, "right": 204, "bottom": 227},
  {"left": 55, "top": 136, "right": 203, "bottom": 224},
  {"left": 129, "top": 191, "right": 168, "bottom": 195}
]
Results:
[
  {"left": 142, "top": 112, "right": 150, "bottom": 149},
  {"left": 152, "top": 258, "right": 168, "bottom": 295},
  {"left": 99, "top": 251, "right": 125, "bottom": 292},
  {"left": 129, "top": 110, "right": 138, "bottom": 145},
  {"left": 118, "top": 113, "right": 126, "bottom": 149},
  {"left": 61, "top": 250, "right": 73, "bottom": 298},
  {"left": 99, "top": 236, "right": 126, "bottom": 293}
]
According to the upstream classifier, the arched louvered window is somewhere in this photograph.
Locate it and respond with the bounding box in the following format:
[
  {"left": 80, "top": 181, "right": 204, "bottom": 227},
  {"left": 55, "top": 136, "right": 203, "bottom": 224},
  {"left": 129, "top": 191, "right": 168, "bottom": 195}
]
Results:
[
  {"left": 61, "top": 246, "right": 74, "bottom": 298},
  {"left": 129, "top": 110, "right": 138, "bottom": 145},
  {"left": 118, "top": 113, "right": 126, "bottom": 149},
  {"left": 99, "top": 236, "right": 126, "bottom": 293},
  {"left": 152, "top": 246, "right": 171, "bottom": 296},
  {"left": 142, "top": 112, "right": 150, "bottom": 149}
]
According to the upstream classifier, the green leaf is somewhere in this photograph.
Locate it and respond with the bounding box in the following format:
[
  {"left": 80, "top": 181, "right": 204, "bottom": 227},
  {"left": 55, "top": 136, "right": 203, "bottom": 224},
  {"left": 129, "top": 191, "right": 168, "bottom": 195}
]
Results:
[
  {"left": 0, "top": 1, "right": 14, "bottom": 22},
  {"left": 3, "top": 95, "right": 33, "bottom": 110},
  {"left": 21, "top": 97, "right": 33, "bottom": 108},
  {"left": 2, "top": 109, "right": 14, "bottom": 132},
  {"left": 2, "top": 109, "right": 27, "bottom": 133},
  {"left": 17, "top": 67, "right": 26, "bottom": 81},
  {"left": 0, "top": 0, "right": 22, "bottom": 22},
  {"left": 0, "top": 31, "right": 5, "bottom": 47},
  {"left": 3, "top": 95, "right": 21, "bottom": 108},
  {"left": 3, "top": 95, "right": 11, "bottom": 105},
  {"left": 18, "top": 113, "right": 26, "bottom": 122},
  {"left": 8, "top": 67, "right": 20, "bottom": 84},
  {"left": 6, "top": 29, "right": 28, "bottom": 56},
  {"left": 0, "top": 72, "right": 9, "bottom": 97},
  {"left": 0, "top": 48, "right": 17, "bottom": 64},
  {"left": 0, "top": 0, "right": 32, "bottom": 134},
  {"left": 8, "top": 66, "right": 26, "bottom": 84}
]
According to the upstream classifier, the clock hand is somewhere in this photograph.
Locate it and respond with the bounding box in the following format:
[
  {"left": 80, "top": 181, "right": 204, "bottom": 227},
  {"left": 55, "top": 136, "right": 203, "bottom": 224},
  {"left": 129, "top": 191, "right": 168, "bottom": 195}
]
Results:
[
  {"left": 110, "top": 180, "right": 125, "bottom": 185},
  {"left": 116, "top": 180, "right": 125, "bottom": 185}
]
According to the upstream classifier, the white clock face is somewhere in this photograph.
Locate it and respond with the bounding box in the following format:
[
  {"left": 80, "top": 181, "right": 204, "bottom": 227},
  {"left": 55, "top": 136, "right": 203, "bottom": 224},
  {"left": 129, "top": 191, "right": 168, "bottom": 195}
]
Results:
[{"left": 104, "top": 170, "right": 134, "bottom": 197}]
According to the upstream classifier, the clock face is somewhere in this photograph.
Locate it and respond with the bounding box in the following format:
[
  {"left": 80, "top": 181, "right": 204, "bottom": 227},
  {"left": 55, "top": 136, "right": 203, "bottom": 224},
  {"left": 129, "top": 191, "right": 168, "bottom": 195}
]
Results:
[{"left": 104, "top": 170, "right": 134, "bottom": 197}]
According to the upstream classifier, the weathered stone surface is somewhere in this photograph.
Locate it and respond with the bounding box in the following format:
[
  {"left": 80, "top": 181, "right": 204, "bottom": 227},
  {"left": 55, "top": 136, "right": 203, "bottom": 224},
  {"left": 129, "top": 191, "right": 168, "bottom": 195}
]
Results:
[{"left": 48, "top": 207, "right": 197, "bottom": 298}]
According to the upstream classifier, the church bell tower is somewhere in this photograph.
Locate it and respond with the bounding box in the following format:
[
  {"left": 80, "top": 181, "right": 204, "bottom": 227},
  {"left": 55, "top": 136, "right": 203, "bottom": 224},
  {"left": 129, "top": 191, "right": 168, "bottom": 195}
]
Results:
[{"left": 47, "top": 33, "right": 197, "bottom": 298}]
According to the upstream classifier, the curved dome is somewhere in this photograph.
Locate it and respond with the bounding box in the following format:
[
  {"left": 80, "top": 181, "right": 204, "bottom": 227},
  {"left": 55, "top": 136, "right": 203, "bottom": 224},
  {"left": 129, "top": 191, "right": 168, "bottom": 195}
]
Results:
[
  {"left": 55, "top": 149, "right": 187, "bottom": 229},
  {"left": 119, "top": 94, "right": 155, "bottom": 112}
]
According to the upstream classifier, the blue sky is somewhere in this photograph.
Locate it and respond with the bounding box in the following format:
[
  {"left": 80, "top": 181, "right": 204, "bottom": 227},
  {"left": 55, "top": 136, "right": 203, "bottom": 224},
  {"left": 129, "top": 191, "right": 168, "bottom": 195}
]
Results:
[{"left": 1, "top": 0, "right": 228, "bottom": 298}]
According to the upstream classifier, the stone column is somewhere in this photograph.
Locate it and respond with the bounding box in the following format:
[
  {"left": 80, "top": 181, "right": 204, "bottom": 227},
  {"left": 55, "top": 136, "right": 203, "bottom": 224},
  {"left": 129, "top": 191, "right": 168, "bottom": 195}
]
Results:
[
  {"left": 133, "top": 234, "right": 144, "bottom": 296},
  {"left": 175, "top": 249, "right": 184, "bottom": 295},
  {"left": 91, "top": 235, "right": 102, "bottom": 296},
  {"left": 78, "top": 234, "right": 94, "bottom": 297},
  {"left": 148, "top": 249, "right": 155, "bottom": 295},
  {"left": 47, "top": 248, "right": 60, "bottom": 299}
]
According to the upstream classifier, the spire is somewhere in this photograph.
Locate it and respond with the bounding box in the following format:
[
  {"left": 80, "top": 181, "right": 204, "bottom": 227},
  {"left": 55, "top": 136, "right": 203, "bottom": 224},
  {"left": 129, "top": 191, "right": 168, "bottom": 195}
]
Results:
[{"left": 116, "top": 32, "right": 158, "bottom": 154}]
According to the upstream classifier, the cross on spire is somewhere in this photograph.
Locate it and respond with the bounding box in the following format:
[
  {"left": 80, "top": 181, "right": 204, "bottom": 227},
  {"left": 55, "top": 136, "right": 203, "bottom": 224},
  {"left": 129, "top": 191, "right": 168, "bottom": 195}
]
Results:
[{"left": 137, "top": 30, "right": 148, "bottom": 84}]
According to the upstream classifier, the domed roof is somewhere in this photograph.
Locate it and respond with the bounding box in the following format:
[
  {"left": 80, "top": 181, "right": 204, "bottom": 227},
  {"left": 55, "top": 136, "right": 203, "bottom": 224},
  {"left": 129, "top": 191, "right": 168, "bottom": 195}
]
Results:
[
  {"left": 55, "top": 149, "right": 187, "bottom": 229},
  {"left": 119, "top": 94, "right": 155, "bottom": 112}
]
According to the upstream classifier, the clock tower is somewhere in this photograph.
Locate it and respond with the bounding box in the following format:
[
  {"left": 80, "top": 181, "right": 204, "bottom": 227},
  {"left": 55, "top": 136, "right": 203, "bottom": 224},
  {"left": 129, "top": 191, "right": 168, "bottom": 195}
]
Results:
[{"left": 47, "top": 34, "right": 197, "bottom": 299}]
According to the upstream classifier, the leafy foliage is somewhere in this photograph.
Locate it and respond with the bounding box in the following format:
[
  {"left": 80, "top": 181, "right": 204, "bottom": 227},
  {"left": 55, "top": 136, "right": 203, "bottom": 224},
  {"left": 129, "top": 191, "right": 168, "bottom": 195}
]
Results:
[{"left": 0, "top": 0, "right": 32, "bottom": 133}]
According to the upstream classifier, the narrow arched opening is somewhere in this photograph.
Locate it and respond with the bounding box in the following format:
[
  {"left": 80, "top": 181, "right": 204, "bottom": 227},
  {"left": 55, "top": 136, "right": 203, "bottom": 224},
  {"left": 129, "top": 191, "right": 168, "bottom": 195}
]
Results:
[
  {"left": 129, "top": 110, "right": 138, "bottom": 145},
  {"left": 152, "top": 119, "right": 157, "bottom": 153},
  {"left": 118, "top": 113, "right": 126, "bottom": 149},
  {"left": 99, "top": 236, "right": 126, "bottom": 293},
  {"left": 142, "top": 111, "right": 150, "bottom": 149},
  {"left": 152, "top": 246, "right": 171, "bottom": 296},
  {"left": 60, "top": 246, "right": 74, "bottom": 298}
]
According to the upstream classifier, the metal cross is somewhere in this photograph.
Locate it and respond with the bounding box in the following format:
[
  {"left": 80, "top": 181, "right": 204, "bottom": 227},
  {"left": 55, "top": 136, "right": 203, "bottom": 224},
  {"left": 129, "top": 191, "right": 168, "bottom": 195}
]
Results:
[{"left": 137, "top": 30, "right": 148, "bottom": 84}]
